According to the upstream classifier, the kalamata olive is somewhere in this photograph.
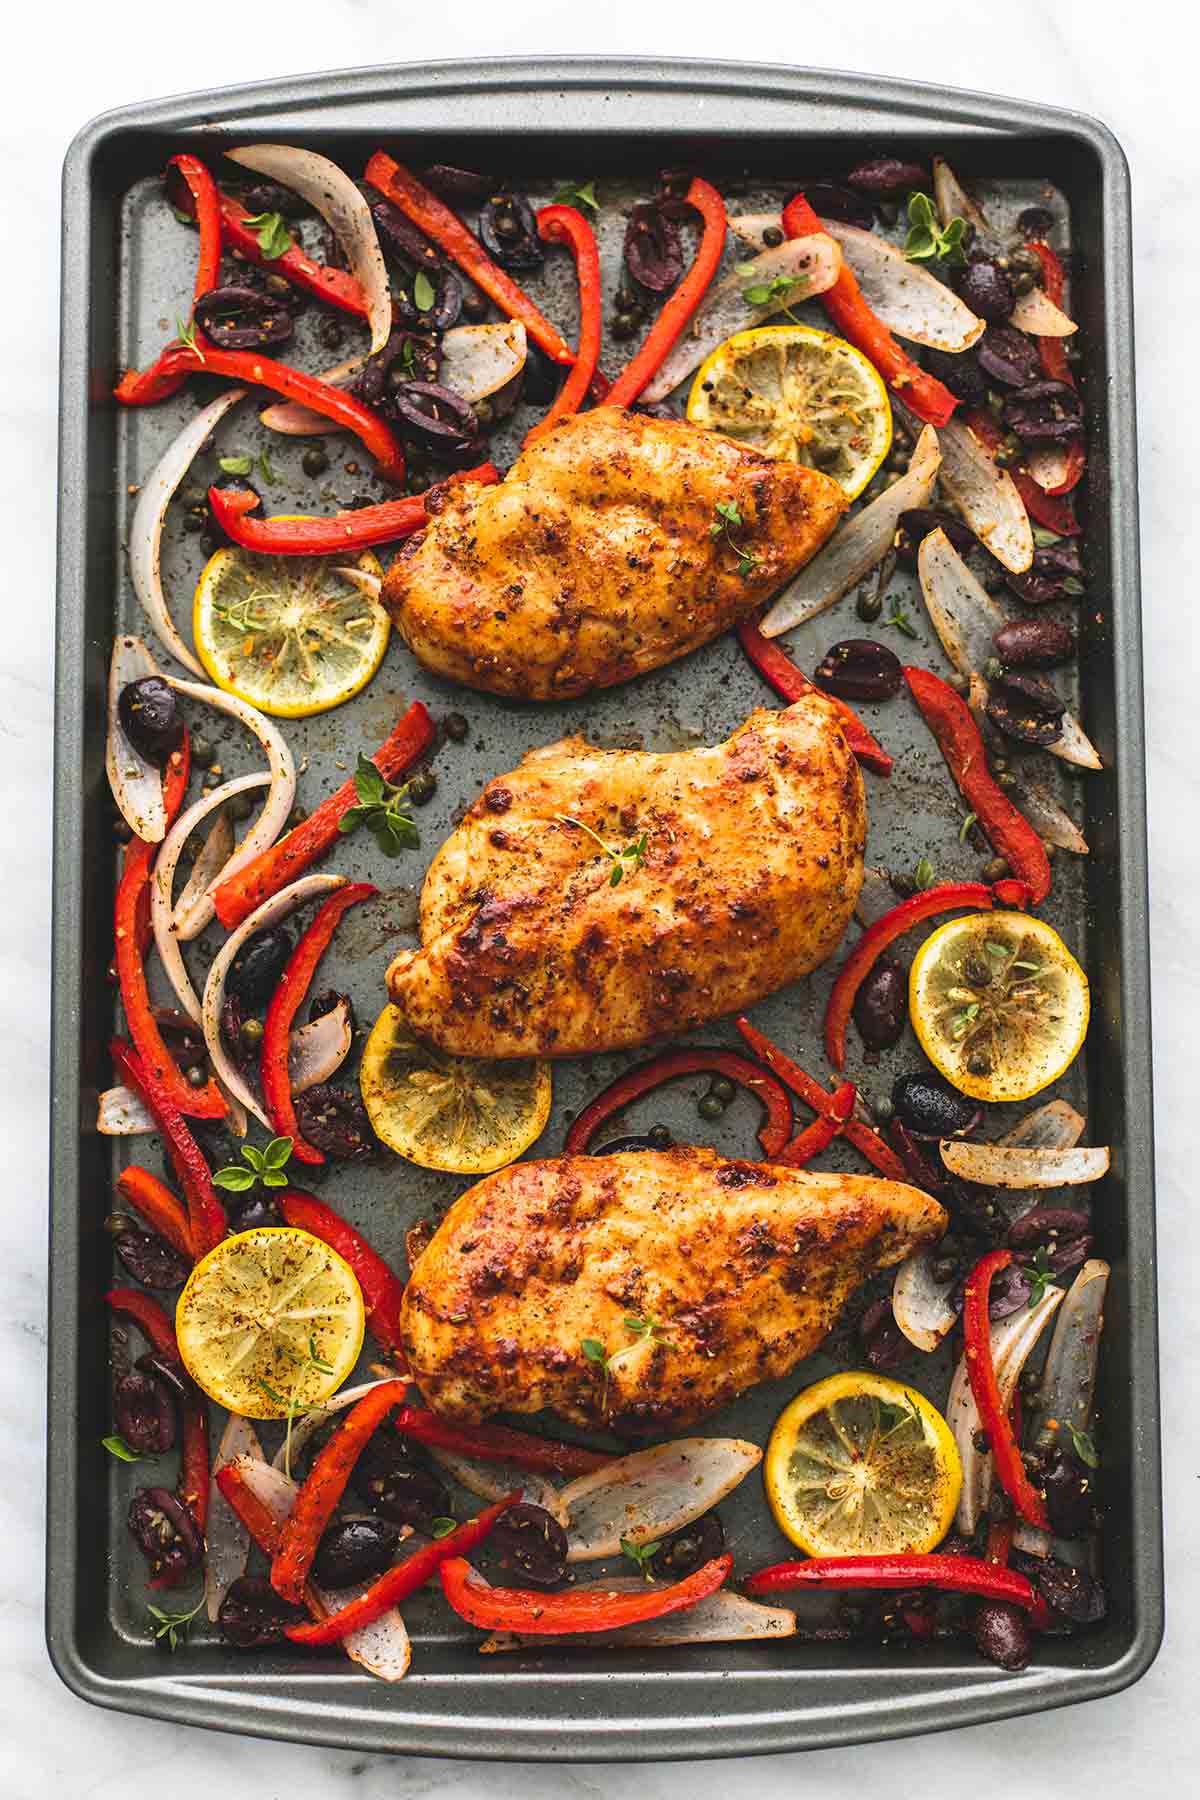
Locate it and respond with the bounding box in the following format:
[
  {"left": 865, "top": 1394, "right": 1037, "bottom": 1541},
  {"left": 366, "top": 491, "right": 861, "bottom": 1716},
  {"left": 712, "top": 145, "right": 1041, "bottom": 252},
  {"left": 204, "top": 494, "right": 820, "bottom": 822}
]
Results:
[
  {"left": 892, "top": 1120, "right": 1004, "bottom": 1241},
  {"left": 114, "top": 1370, "right": 175, "bottom": 1454},
  {"left": 114, "top": 1228, "right": 191, "bottom": 1291},
  {"left": 309, "top": 988, "right": 356, "bottom": 1034},
  {"left": 479, "top": 192, "right": 543, "bottom": 270},
  {"left": 218, "top": 1575, "right": 308, "bottom": 1648},
  {"left": 895, "top": 508, "right": 980, "bottom": 565},
  {"left": 623, "top": 200, "right": 684, "bottom": 293},
  {"left": 388, "top": 381, "right": 484, "bottom": 467},
  {"left": 857, "top": 1295, "right": 909, "bottom": 1370},
  {"left": 650, "top": 1511, "right": 725, "bottom": 1580},
  {"left": 986, "top": 1262, "right": 1034, "bottom": 1318},
  {"left": 1003, "top": 380, "right": 1084, "bottom": 445},
  {"left": 228, "top": 1191, "right": 282, "bottom": 1232},
  {"left": 1004, "top": 540, "right": 1085, "bottom": 607},
  {"left": 801, "top": 181, "right": 876, "bottom": 228},
  {"left": 1033, "top": 1559, "right": 1107, "bottom": 1624},
  {"left": 118, "top": 676, "right": 184, "bottom": 766},
  {"left": 194, "top": 284, "right": 294, "bottom": 351},
  {"left": 976, "top": 324, "right": 1044, "bottom": 389},
  {"left": 921, "top": 348, "right": 989, "bottom": 406},
  {"left": 955, "top": 255, "right": 1015, "bottom": 323},
  {"left": 1007, "top": 1207, "right": 1091, "bottom": 1249},
  {"left": 1022, "top": 1448, "right": 1098, "bottom": 1539},
  {"left": 420, "top": 163, "right": 495, "bottom": 202},
  {"left": 491, "top": 1503, "right": 569, "bottom": 1587},
  {"left": 813, "top": 638, "right": 903, "bottom": 702},
  {"left": 136, "top": 1350, "right": 195, "bottom": 1403},
  {"left": 1018, "top": 206, "right": 1055, "bottom": 238},
  {"left": 226, "top": 925, "right": 293, "bottom": 1008},
  {"left": 986, "top": 670, "right": 1066, "bottom": 747},
  {"left": 355, "top": 327, "right": 442, "bottom": 407},
  {"left": 152, "top": 1005, "right": 207, "bottom": 1070},
  {"left": 973, "top": 1600, "right": 1032, "bottom": 1670},
  {"left": 362, "top": 186, "right": 443, "bottom": 273},
  {"left": 852, "top": 954, "right": 907, "bottom": 1052},
  {"left": 892, "top": 1072, "right": 981, "bottom": 1139},
  {"left": 313, "top": 1515, "right": 401, "bottom": 1589},
  {"left": 294, "top": 1085, "right": 376, "bottom": 1161},
  {"left": 592, "top": 1132, "right": 675, "bottom": 1154},
  {"left": 994, "top": 617, "right": 1077, "bottom": 669},
  {"left": 845, "top": 156, "right": 928, "bottom": 196},
  {"left": 128, "top": 1486, "right": 203, "bottom": 1587},
  {"left": 352, "top": 1435, "right": 449, "bottom": 1528},
  {"left": 239, "top": 178, "right": 307, "bottom": 219}
]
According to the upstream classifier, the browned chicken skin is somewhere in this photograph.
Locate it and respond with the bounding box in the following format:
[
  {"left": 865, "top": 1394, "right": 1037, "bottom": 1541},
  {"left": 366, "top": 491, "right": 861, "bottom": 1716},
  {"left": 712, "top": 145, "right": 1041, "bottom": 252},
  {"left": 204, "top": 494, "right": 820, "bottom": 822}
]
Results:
[
  {"left": 386, "top": 692, "right": 866, "bottom": 1058},
  {"left": 400, "top": 1147, "right": 946, "bottom": 1433},
  {"left": 380, "top": 407, "right": 846, "bottom": 700}
]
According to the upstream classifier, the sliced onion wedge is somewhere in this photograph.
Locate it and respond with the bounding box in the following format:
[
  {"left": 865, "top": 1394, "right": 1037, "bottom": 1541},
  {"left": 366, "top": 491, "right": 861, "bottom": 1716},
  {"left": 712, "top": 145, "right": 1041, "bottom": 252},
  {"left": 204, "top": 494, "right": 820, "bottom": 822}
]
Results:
[
  {"left": 948, "top": 1284, "right": 1064, "bottom": 1532},
  {"left": 479, "top": 1581, "right": 796, "bottom": 1652},
  {"left": 129, "top": 390, "right": 245, "bottom": 675},
  {"left": 1047, "top": 711, "right": 1103, "bottom": 772},
  {"left": 999, "top": 1099, "right": 1087, "bottom": 1151},
  {"left": 335, "top": 565, "right": 384, "bottom": 602},
  {"left": 173, "top": 808, "right": 235, "bottom": 924},
  {"left": 940, "top": 1141, "right": 1110, "bottom": 1188},
  {"left": 761, "top": 425, "right": 940, "bottom": 636},
  {"left": 640, "top": 235, "right": 843, "bottom": 403},
  {"left": 165, "top": 679, "right": 296, "bottom": 938},
  {"left": 107, "top": 635, "right": 167, "bottom": 841},
  {"left": 226, "top": 145, "right": 391, "bottom": 355},
  {"left": 206, "top": 1414, "right": 264, "bottom": 1622},
  {"left": 727, "top": 212, "right": 783, "bottom": 250},
  {"left": 1010, "top": 286, "right": 1077, "bottom": 338},
  {"left": 820, "top": 220, "right": 983, "bottom": 351},
  {"left": 97, "top": 1085, "right": 155, "bottom": 1136},
  {"left": 559, "top": 1438, "right": 761, "bottom": 1563},
  {"left": 1010, "top": 772, "right": 1090, "bottom": 855},
  {"left": 290, "top": 999, "right": 353, "bottom": 1094},
  {"left": 934, "top": 417, "right": 1034, "bottom": 573},
  {"left": 439, "top": 321, "right": 528, "bottom": 403},
  {"left": 1028, "top": 1258, "right": 1109, "bottom": 1450},
  {"left": 202, "top": 873, "right": 345, "bottom": 1129},
  {"left": 892, "top": 1250, "right": 958, "bottom": 1352},
  {"left": 260, "top": 353, "right": 369, "bottom": 435},
  {"left": 427, "top": 1447, "right": 565, "bottom": 1524},
  {"left": 932, "top": 157, "right": 1004, "bottom": 254},
  {"left": 152, "top": 774, "right": 272, "bottom": 1021}
]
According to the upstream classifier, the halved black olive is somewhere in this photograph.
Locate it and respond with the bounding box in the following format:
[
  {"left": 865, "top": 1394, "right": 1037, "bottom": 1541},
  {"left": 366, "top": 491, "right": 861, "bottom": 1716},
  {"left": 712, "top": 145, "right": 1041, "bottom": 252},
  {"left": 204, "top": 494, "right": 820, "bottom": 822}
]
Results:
[
  {"left": 851, "top": 955, "right": 907, "bottom": 1051},
  {"left": 973, "top": 1600, "right": 1032, "bottom": 1669},
  {"left": 813, "top": 639, "right": 902, "bottom": 702},
  {"left": 845, "top": 156, "right": 928, "bottom": 196},
  {"left": 478, "top": 192, "right": 543, "bottom": 270},
  {"left": 801, "top": 181, "right": 876, "bottom": 228},
  {"left": 1004, "top": 540, "right": 1085, "bottom": 607},
  {"left": 895, "top": 507, "right": 980, "bottom": 565},
  {"left": 219, "top": 1575, "right": 307, "bottom": 1648},
  {"left": 118, "top": 676, "right": 184, "bottom": 766},
  {"left": 355, "top": 328, "right": 442, "bottom": 408},
  {"left": 313, "top": 1516, "right": 401, "bottom": 1589},
  {"left": 986, "top": 670, "right": 1066, "bottom": 746},
  {"left": 976, "top": 324, "right": 1043, "bottom": 389},
  {"left": 419, "top": 165, "right": 495, "bottom": 203},
  {"left": 114, "top": 1370, "right": 175, "bottom": 1455},
  {"left": 994, "top": 617, "right": 1077, "bottom": 668},
  {"left": 194, "top": 285, "right": 294, "bottom": 351},
  {"left": 649, "top": 1511, "right": 724, "bottom": 1579},
  {"left": 352, "top": 1434, "right": 449, "bottom": 1530},
  {"left": 114, "top": 1229, "right": 191, "bottom": 1292},
  {"left": 955, "top": 255, "right": 1015, "bottom": 323},
  {"left": 1003, "top": 380, "right": 1084, "bottom": 444},
  {"left": 128, "top": 1486, "right": 203, "bottom": 1588},
  {"left": 623, "top": 200, "right": 684, "bottom": 293},
  {"left": 293, "top": 1085, "right": 376, "bottom": 1162},
  {"left": 226, "top": 925, "right": 293, "bottom": 1009},
  {"left": 857, "top": 1296, "right": 909, "bottom": 1371},
  {"left": 491, "top": 1502, "right": 569, "bottom": 1587},
  {"left": 388, "top": 381, "right": 485, "bottom": 468},
  {"left": 892, "top": 1072, "right": 981, "bottom": 1139},
  {"left": 922, "top": 348, "right": 990, "bottom": 406}
]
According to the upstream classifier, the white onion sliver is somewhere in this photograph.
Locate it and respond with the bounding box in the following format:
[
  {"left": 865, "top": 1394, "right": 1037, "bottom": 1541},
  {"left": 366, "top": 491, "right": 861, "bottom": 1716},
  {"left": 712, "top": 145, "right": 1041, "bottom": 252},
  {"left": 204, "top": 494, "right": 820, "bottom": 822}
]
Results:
[
  {"left": 935, "top": 417, "right": 1034, "bottom": 574},
  {"left": 999, "top": 1099, "right": 1086, "bottom": 1151},
  {"left": 1047, "top": 710, "right": 1103, "bottom": 772},
  {"left": 439, "top": 321, "right": 528, "bottom": 403},
  {"left": 892, "top": 1250, "right": 958, "bottom": 1352},
  {"left": 334, "top": 565, "right": 383, "bottom": 602},
  {"left": 820, "top": 220, "right": 984, "bottom": 351},
  {"left": 560, "top": 1438, "right": 761, "bottom": 1563},
  {"left": 227, "top": 145, "right": 391, "bottom": 355},
  {"left": 1029, "top": 1259, "right": 1109, "bottom": 1449},
  {"left": 269, "top": 1377, "right": 397, "bottom": 1472},
  {"left": 173, "top": 808, "right": 235, "bottom": 926},
  {"left": 932, "top": 157, "right": 1003, "bottom": 253},
  {"left": 310, "top": 1574, "right": 412, "bottom": 1681},
  {"left": 206, "top": 1415, "right": 264, "bottom": 1621},
  {"left": 97, "top": 1085, "right": 155, "bottom": 1136},
  {"left": 106, "top": 635, "right": 167, "bottom": 841},
  {"left": 950, "top": 1285, "right": 1064, "bottom": 1532},
  {"left": 260, "top": 353, "right": 369, "bottom": 434},
  {"left": 480, "top": 1585, "right": 795, "bottom": 1652},
  {"left": 940, "top": 1141, "right": 1110, "bottom": 1188},
  {"left": 290, "top": 1000, "right": 353, "bottom": 1095},
  {"left": 1025, "top": 443, "right": 1074, "bottom": 493},
  {"left": 761, "top": 425, "right": 941, "bottom": 636},
  {"left": 151, "top": 773, "right": 272, "bottom": 1022},
  {"left": 1012, "top": 773, "right": 1090, "bottom": 855},
  {"left": 129, "top": 390, "right": 246, "bottom": 675},
  {"left": 427, "top": 1446, "right": 566, "bottom": 1524},
  {"left": 641, "top": 235, "right": 843, "bottom": 403},
  {"left": 165, "top": 679, "right": 296, "bottom": 938},
  {"left": 202, "top": 874, "right": 345, "bottom": 1128},
  {"left": 1009, "top": 286, "right": 1077, "bottom": 337}
]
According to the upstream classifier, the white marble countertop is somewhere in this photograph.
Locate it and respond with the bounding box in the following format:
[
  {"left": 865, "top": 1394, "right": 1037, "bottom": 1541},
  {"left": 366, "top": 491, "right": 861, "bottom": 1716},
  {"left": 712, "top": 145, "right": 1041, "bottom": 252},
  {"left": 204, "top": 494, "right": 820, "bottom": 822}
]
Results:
[{"left": 6, "top": 3, "right": 1193, "bottom": 1793}]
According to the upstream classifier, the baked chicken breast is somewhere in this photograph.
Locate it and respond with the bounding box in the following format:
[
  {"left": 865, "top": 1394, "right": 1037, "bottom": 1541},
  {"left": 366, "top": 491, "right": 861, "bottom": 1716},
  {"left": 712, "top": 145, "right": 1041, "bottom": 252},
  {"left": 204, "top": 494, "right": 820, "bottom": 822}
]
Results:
[
  {"left": 386, "top": 691, "right": 866, "bottom": 1058},
  {"left": 380, "top": 407, "right": 846, "bottom": 700},
  {"left": 400, "top": 1146, "right": 946, "bottom": 1432}
]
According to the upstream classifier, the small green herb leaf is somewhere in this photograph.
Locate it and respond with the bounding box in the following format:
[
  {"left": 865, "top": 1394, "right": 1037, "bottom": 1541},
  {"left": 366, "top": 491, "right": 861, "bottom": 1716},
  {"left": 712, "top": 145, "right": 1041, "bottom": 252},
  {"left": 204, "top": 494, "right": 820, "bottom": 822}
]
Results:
[
  {"left": 212, "top": 1165, "right": 256, "bottom": 1192},
  {"left": 103, "top": 1433, "right": 152, "bottom": 1463},
  {"left": 257, "top": 449, "right": 278, "bottom": 486},
  {"left": 1032, "top": 526, "right": 1063, "bottom": 549},
  {"left": 214, "top": 1136, "right": 294, "bottom": 1194},
  {"left": 1067, "top": 1424, "right": 1100, "bottom": 1468},
  {"left": 914, "top": 856, "right": 937, "bottom": 890},
  {"left": 430, "top": 1516, "right": 458, "bottom": 1538},
  {"left": 148, "top": 1596, "right": 204, "bottom": 1652},
  {"left": 1025, "top": 1246, "right": 1055, "bottom": 1308},
  {"left": 959, "top": 812, "right": 978, "bottom": 844},
  {"left": 581, "top": 1337, "right": 608, "bottom": 1365},
  {"left": 219, "top": 454, "right": 254, "bottom": 476},
  {"left": 620, "top": 1535, "right": 662, "bottom": 1578},
  {"left": 175, "top": 315, "right": 204, "bottom": 361},
  {"left": 711, "top": 499, "right": 759, "bottom": 575},
  {"left": 307, "top": 1334, "right": 335, "bottom": 1376},
  {"left": 903, "top": 193, "right": 967, "bottom": 267},
  {"left": 985, "top": 940, "right": 1010, "bottom": 959},
  {"left": 243, "top": 211, "right": 294, "bottom": 260},
  {"left": 552, "top": 180, "right": 599, "bottom": 214},
  {"left": 884, "top": 598, "right": 918, "bottom": 639},
  {"left": 338, "top": 752, "right": 419, "bottom": 857},
  {"left": 264, "top": 1136, "right": 294, "bottom": 1169},
  {"left": 413, "top": 270, "right": 437, "bottom": 312}
]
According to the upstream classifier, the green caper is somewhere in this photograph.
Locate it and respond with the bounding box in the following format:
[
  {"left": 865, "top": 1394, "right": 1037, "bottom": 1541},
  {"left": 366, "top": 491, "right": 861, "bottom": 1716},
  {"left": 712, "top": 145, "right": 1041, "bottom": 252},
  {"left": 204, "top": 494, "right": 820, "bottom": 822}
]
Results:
[
  {"left": 966, "top": 1050, "right": 992, "bottom": 1077},
  {"left": 994, "top": 445, "right": 1022, "bottom": 469},
  {"left": 461, "top": 285, "right": 488, "bottom": 320},
  {"left": 983, "top": 657, "right": 1003, "bottom": 682},
  {"left": 710, "top": 1076, "right": 736, "bottom": 1105},
  {"left": 697, "top": 1093, "right": 725, "bottom": 1122},
  {"left": 1009, "top": 247, "right": 1042, "bottom": 276},
  {"left": 762, "top": 225, "right": 784, "bottom": 247},
  {"left": 302, "top": 446, "right": 330, "bottom": 477},
  {"left": 964, "top": 956, "right": 992, "bottom": 987},
  {"left": 240, "top": 1016, "right": 265, "bottom": 1048},
  {"left": 408, "top": 768, "right": 437, "bottom": 805},
  {"left": 611, "top": 312, "right": 639, "bottom": 340},
  {"left": 185, "top": 1064, "right": 207, "bottom": 1089},
  {"left": 229, "top": 791, "right": 256, "bottom": 822},
  {"left": 984, "top": 856, "right": 1011, "bottom": 881},
  {"left": 190, "top": 734, "right": 214, "bottom": 768},
  {"left": 996, "top": 771, "right": 1018, "bottom": 789},
  {"left": 1012, "top": 271, "right": 1037, "bottom": 296},
  {"left": 444, "top": 713, "right": 469, "bottom": 743},
  {"left": 474, "top": 399, "right": 494, "bottom": 428},
  {"left": 856, "top": 589, "right": 883, "bottom": 624},
  {"left": 182, "top": 484, "right": 208, "bottom": 510},
  {"left": 104, "top": 1211, "right": 137, "bottom": 1237},
  {"left": 871, "top": 1095, "right": 894, "bottom": 1125}
]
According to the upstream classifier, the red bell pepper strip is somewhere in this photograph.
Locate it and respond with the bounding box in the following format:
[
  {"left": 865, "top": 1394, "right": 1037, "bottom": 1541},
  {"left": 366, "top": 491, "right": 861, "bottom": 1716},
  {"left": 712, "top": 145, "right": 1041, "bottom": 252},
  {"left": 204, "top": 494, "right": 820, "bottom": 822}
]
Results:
[
  {"left": 119, "top": 344, "right": 407, "bottom": 485},
  {"left": 782, "top": 193, "right": 957, "bottom": 427},
  {"left": 115, "top": 743, "right": 227, "bottom": 1120},
  {"left": 904, "top": 666, "right": 1052, "bottom": 907},
  {"left": 563, "top": 1048, "right": 793, "bottom": 1159},
  {"left": 105, "top": 1288, "right": 209, "bottom": 1533},
  {"left": 821, "top": 881, "right": 997, "bottom": 1070},
  {"left": 115, "top": 1166, "right": 194, "bottom": 1259},
  {"left": 215, "top": 1461, "right": 285, "bottom": 1556},
  {"left": 734, "top": 1017, "right": 910, "bottom": 1183},
  {"left": 261, "top": 884, "right": 377, "bottom": 1165},
  {"left": 215, "top": 190, "right": 368, "bottom": 317},
  {"left": 606, "top": 178, "right": 727, "bottom": 408},
  {"left": 737, "top": 614, "right": 894, "bottom": 775},
  {"left": 278, "top": 1189, "right": 406, "bottom": 1356},
  {"left": 110, "top": 1039, "right": 228, "bottom": 1257},
  {"left": 207, "top": 463, "right": 500, "bottom": 556},
  {"left": 777, "top": 1080, "right": 856, "bottom": 1167},
  {"left": 212, "top": 702, "right": 435, "bottom": 929},
  {"left": 114, "top": 154, "right": 224, "bottom": 405},
  {"left": 963, "top": 1249, "right": 1051, "bottom": 1529},
  {"left": 963, "top": 408, "right": 1081, "bottom": 537},
  {"left": 1035, "top": 438, "right": 1086, "bottom": 499},
  {"left": 524, "top": 205, "right": 604, "bottom": 442},
  {"left": 285, "top": 1496, "right": 517, "bottom": 1645},
  {"left": 364, "top": 154, "right": 574, "bottom": 365},
  {"left": 271, "top": 1380, "right": 409, "bottom": 1602},
  {"left": 1026, "top": 240, "right": 1073, "bottom": 385},
  {"left": 440, "top": 1550, "right": 733, "bottom": 1634},
  {"left": 743, "top": 1552, "right": 1038, "bottom": 1610},
  {"left": 393, "top": 1406, "right": 612, "bottom": 1479}
]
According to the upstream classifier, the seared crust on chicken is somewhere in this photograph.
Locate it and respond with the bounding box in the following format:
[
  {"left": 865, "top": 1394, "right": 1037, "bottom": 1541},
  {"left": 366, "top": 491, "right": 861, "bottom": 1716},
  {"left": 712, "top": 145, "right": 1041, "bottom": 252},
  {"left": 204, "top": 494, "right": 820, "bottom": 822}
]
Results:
[
  {"left": 400, "top": 1146, "right": 946, "bottom": 1432},
  {"left": 380, "top": 407, "right": 846, "bottom": 700},
  {"left": 386, "top": 692, "right": 866, "bottom": 1058}
]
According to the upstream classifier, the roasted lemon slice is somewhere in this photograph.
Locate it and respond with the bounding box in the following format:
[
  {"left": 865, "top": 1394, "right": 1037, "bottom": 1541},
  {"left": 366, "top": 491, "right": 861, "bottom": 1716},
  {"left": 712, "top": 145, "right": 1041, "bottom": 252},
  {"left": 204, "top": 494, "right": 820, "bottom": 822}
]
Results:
[
  {"left": 175, "top": 1226, "right": 365, "bottom": 1419},
  {"left": 687, "top": 324, "right": 891, "bottom": 497},
  {"left": 193, "top": 541, "right": 388, "bottom": 718},
  {"left": 360, "top": 1003, "right": 551, "bottom": 1174},
  {"left": 765, "top": 1371, "right": 961, "bottom": 1556},
  {"left": 909, "top": 911, "right": 1089, "bottom": 1102}
]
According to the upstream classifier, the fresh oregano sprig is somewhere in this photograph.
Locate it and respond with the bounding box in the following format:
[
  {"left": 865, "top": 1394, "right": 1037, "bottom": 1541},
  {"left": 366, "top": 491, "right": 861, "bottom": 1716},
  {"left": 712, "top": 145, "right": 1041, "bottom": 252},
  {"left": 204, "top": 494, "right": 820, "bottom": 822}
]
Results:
[
  {"left": 213, "top": 1135, "right": 294, "bottom": 1193},
  {"left": 710, "top": 499, "right": 759, "bottom": 577},
  {"left": 338, "top": 753, "right": 420, "bottom": 858},
  {"left": 903, "top": 191, "right": 967, "bottom": 267},
  {"left": 242, "top": 211, "right": 294, "bottom": 260},
  {"left": 148, "top": 1596, "right": 204, "bottom": 1652}
]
